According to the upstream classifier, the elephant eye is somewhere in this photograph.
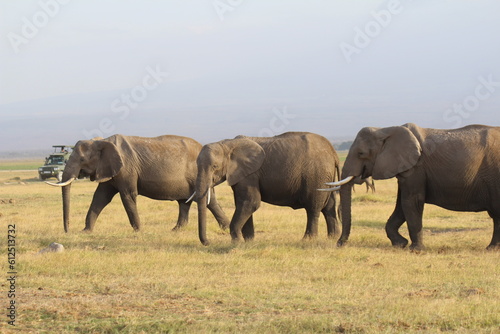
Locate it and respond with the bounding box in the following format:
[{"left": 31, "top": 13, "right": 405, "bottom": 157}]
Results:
[
  {"left": 212, "top": 164, "right": 219, "bottom": 170},
  {"left": 358, "top": 151, "right": 368, "bottom": 159}
]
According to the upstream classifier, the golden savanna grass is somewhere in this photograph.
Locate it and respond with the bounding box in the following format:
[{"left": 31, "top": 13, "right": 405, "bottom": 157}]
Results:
[{"left": 0, "top": 160, "right": 498, "bottom": 333}]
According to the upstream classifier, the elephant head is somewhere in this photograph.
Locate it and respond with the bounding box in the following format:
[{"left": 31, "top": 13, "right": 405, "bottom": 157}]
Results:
[
  {"left": 327, "top": 126, "right": 422, "bottom": 246},
  {"left": 46, "top": 138, "right": 123, "bottom": 232},
  {"left": 195, "top": 138, "right": 265, "bottom": 245}
]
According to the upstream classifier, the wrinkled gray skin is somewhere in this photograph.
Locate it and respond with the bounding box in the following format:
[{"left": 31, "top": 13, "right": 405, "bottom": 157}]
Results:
[
  {"left": 338, "top": 123, "right": 500, "bottom": 250},
  {"left": 352, "top": 176, "right": 375, "bottom": 193},
  {"left": 195, "top": 132, "right": 340, "bottom": 245},
  {"left": 56, "top": 134, "right": 229, "bottom": 232}
]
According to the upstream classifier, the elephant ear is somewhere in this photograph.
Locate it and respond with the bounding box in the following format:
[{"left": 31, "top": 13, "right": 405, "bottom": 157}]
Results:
[
  {"left": 372, "top": 126, "right": 422, "bottom": 180},
  {"left": 225, "top": 138, "right": 266, "bottom": 186},
  {"left": 94, "top": 140, "right": 124, "bottom": 182}
]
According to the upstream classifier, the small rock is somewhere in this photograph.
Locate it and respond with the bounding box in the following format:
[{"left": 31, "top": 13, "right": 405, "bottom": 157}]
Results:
[{"left": 39, "top": 242, "right": 64, "bottom": 254}]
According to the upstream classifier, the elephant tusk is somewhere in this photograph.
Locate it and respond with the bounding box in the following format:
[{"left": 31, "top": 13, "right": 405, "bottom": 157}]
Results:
[
  {"left": 45, "top": 177, "right": 75, "bottom": 187},
  {"left": 185, "top": 191, "right": 196, "bottom": 203},
  {"left": 317, "top": 186, "right": 341, "bottom": 192},
  {"left": 207, "top": 188, "right": 211, "bottom": 206},
  {"left": 325, "top": 176, "right": 354, "bottom": 186}
]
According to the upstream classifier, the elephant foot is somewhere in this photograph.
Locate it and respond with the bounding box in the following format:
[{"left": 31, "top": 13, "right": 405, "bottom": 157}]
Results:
[
  {"left": 327, "top": 232, "right": 338, "bottom": 239},
  {"left": 486, "top": 243, "right": 499, "bottom": 250},
  {"left": 171, "top": 224, "right": 185, "bottom": 232},
  {"left": 217, "top": 220, "right": 230, "bottom": 231},
  {"left": 391, "top": 239, "right": 409, "bottom": 249},
  {"left": 389, "top": 235, "right": 408, "bottom": 248},
  {"left": 81, "top": 228, "right": 93, "bottom": 233},
  {"left": 409, "top": 243, "right": 425, "bottom": 253},
  {"left": 243, "top": 231, "right": 255, "bottom": 242},
  {"left": 231, "top": 236, "right": 245, "bottom": 244},
  {"left": 336, "top": 237, "right": 348, "bottom": 247},
  {"left": 219, "top": 224, "right": 230, "bottom": 231},
  {"left": 302, "top": 233, "right": 318, "bottom": 240}
]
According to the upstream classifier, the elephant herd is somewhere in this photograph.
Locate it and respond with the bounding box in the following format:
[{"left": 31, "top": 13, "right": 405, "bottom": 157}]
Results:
[{"left": 47, "top": 123, "right": 500, "bottom": 250}]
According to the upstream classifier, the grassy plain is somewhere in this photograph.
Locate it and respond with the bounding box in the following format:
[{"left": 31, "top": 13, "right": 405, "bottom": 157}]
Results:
[
  {"left": 0, "top": 161, "right": 498, "bottom": 333},
  {"left": 0, "top": 160, "right": 41, "bottom": 171}
]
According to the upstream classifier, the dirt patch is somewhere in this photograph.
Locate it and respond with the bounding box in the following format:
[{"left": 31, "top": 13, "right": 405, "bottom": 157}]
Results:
[
  {"left": 429, "top": 228, "right": 484, "bottom": 234},
  {"left": 405, "top": 289, "right": 438, "bottom": 298},
  {"left": 461, "top": 288, "right": 485, "bottom": 297}
]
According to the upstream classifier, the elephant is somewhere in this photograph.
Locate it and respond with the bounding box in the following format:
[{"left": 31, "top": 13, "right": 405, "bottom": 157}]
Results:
[
  {"left": 193, "top": 132, "right": 341, "bottom": 245},
  {"left": 47, "top": 134, "right": 230, "bottom": 233},
  {"left": 323, "top": 123, "right": 500, "bottom": 250},
  {"left": 351, "top": 176, "right": 375, "bottom": 193}
]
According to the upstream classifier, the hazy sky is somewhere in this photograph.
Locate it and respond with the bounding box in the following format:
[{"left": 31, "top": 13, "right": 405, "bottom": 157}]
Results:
[{"left": 1, "top": 0, "right": 499, "bottom": 151}]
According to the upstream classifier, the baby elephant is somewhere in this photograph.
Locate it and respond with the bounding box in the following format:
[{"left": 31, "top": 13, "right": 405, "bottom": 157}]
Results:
[
  {"left": 351, "top": 176, "right": 375, "bottom": 193},
  {"left": 47, "top": 134, "right": 229, "bottom": 233},
  {"left": 194, "top": 132, "right": 341, "bottom": 245}
]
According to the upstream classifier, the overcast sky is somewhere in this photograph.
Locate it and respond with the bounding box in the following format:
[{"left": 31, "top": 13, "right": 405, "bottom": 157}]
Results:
[{"left": 1, "top": 0, "right": 499, "bottom": 151}]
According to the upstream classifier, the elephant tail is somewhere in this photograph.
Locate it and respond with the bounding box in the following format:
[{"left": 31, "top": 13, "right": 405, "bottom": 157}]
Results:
[{"left": 335, "top": 163, "right": 342, "bottom": 223}]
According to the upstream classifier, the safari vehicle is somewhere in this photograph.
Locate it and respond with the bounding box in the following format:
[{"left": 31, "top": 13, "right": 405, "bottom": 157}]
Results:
[{"left": 38, "top": 145, "right": 73, "bottom": 181}]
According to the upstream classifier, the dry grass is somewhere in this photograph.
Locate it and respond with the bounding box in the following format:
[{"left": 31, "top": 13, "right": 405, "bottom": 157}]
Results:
[{"left": 0, "top": 168, "right": 498, "bottom": 333}]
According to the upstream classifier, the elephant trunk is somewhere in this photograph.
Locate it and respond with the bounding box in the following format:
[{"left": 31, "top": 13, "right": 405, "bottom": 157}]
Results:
[
  {"left": 196, "top": 171, "right": 212, "bottom": 246},
  {"left": 62, "top": 184, "right": 71, "bottom": 233},
  {"left": 58, "top": 161, "right": 81, "bottom": 233},
  {"left": 338, "top": 181, "right": 352, "bottom": 247},
  {"left": 198, "top": 192, "right": 209, "bottom": 246}
]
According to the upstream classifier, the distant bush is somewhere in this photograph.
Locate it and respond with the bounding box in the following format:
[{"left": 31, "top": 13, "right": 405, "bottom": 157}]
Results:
[{"left": 334, "top": 141, "right": 353, "bottom": 151}]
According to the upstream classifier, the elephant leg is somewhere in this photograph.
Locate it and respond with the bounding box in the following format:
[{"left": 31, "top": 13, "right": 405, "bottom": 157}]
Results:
[
  {"left": 400, "top": 192, "right": 425, "bottom": 251},
  {"left": 385, "top": 189, "right": 408, "bottom": 248},
  {"left": 303, "top": 207, "right": 321, "bottom": 239},
  {"left": 172, "top": 200, "right": 192, "bottom": 231},
  {"left": 242, "top": 215, "right": 255, "bottom": 241},
  {"left": 486, "top": 214, "right": 500, "bottom": 250},
  {"left": 84, "top": 183, "right": 118, "bottom": 231},
  {"left": 230, "top": 184, "right": 261, "bottom": 242},
  {"left": 321, "top": 194, "right": 339, "bottom": 238},
  {"left": 207, "top": 188, "right": 230, "bottom": 230},
  {"left": 119, "top": 191, "right": 141, "bottom": 231}
]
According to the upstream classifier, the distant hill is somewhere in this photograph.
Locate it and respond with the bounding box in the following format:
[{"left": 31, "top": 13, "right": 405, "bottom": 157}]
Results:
[
  {"left": 0, "top": 140, "right": 354, "bottom": 160},
  {"left": 0, "top": 149, "right": 47, "bottom": 160}
]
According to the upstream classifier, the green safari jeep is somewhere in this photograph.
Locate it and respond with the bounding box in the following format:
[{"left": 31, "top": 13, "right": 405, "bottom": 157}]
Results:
[{"left": 38, "top": 145, "right": 73, "bottom": 181}]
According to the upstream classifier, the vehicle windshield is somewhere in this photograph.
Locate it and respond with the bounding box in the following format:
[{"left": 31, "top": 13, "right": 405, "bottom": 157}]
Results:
[{"left": 46, "top": 156, "right": 65, "bottom": 165}]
